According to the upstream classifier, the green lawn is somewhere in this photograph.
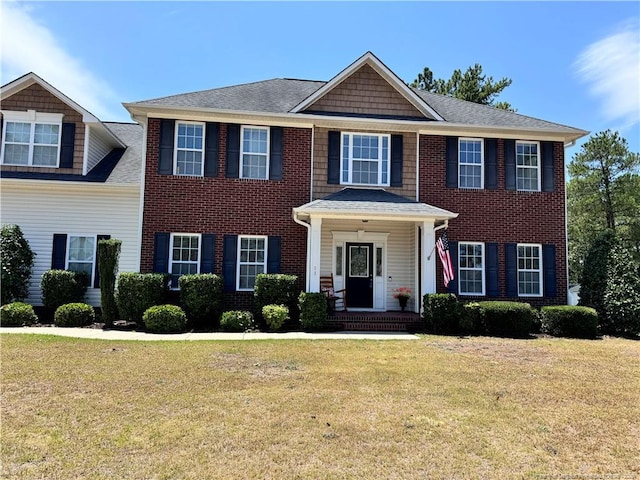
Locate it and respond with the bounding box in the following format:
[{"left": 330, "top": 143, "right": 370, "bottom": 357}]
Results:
[{"left": 1, "top": 334, "right": 639, "bottom": 479}]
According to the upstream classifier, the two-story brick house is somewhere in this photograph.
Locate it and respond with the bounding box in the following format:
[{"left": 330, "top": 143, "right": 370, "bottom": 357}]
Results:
[{"left": 124, "top": 52, "right": 587, "bottom": 313}]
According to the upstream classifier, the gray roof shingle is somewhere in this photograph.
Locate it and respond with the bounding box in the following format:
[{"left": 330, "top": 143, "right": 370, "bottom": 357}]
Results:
[{"left": 103, "top": 122, "right": 143, "bottom": 183}]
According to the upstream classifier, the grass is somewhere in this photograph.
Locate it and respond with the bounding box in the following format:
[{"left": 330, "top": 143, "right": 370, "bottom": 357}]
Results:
[{"left": 1, "top": 334, "right": 639, "bottom": 479}]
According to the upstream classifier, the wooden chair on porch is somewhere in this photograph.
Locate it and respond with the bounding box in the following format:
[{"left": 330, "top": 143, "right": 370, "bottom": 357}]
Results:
[{"left": 320, "top": 274, "right": 347, "bottom": 313}]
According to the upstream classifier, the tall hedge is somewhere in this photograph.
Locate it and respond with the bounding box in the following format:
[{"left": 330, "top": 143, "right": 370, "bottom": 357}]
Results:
[
  {"left": 41, "top": 270, "right": 89, "bottom": 313},
  {"left": 299, "top": 292, "right": 327, "bottom": 331},
  {"left": 254, "top": 274, "right": 299, "bottom": 326},
  {"left": 98, "top": 239, "right": 121, "bottom": 327},
  {"left": 116, "top": 273, "right": 168, "bottom": 326},
  {"left": 603, "top": 243, "right": 640, "bottom": 336},
  {"left": 0, "top": 224, "right": 35, "bottom": 305},
  {"left": 178, "top": 274, "right": 223, "bottom": 330}
]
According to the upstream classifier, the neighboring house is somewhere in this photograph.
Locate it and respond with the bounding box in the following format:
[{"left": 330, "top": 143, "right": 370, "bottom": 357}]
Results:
[
  {"left": 0, "top": 73, "right": 142, "bottom": 306},
  {"left": 124, "top": 52, "right": 587, "bottom": 313}
]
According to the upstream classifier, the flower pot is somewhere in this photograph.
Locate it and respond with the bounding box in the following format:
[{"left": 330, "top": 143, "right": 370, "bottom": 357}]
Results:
[{"left": 398, "top": 296, "right": 408, "bottom": 312}]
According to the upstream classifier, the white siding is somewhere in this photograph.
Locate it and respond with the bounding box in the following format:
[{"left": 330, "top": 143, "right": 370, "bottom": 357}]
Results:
[
  {"left": 0, "top": 181, "right": 140, "bottom": 306},
  {"left": 86, "top": 126, "right": 112, "bottom": 172},
  {"left": 319, "top": 219, "right": 416, "bottom": 311}
]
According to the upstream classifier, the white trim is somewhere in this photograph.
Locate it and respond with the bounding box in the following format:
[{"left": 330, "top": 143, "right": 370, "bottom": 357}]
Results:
[
  {"left": 458, "top": 137, "right": 484, "bottom": 190},
  {"left": 515, "top": 140, "right": 541, "bottom": 192},
  {"left": 173, "top": 121, "right": 205, "bottom": 177},
  {"left": 236, "top": 235, "right": 268, "bottom": 291},
  {"left": 240, "top": 125, "right": 270, "bottom": 180},
  {"left": 340, "top": 132, "right": 391, "bottom": 187},
  {"left": 65, "top": 234, "right": 97, "bottom": 286},
  {"left": 458, "top": 242, "right": 486, "bottom": 296},
  {"left": 1, "top": 110, "right": 63, "bottom": 167},
  {"left": 517, "top": 243, "right": 543, "bottom": 297},
  {"left": 169, "top": 233, "right": 202, "bottom": 290}
]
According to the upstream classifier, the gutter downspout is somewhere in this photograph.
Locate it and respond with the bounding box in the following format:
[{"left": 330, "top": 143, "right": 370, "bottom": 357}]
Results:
[{"left": 292, "top": 210, "right": 311, "bottom": 292}]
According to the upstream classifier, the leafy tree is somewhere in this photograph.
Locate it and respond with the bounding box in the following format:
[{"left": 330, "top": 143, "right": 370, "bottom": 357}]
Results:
[
  {"left": 0, "top": 224, "right": 35, "bottom": 305},
  {"left": 567, "top": 130, "right": 640, "bottom": 282},
  {"left": 410, "top": 64, "right": 514, "bottom": 110},
  {"left": 603, "top": 242, "right": 640, "bottom": 336}
]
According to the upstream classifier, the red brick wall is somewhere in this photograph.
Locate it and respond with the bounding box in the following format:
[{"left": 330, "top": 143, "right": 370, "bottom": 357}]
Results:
[
  {"left": 419, "top": 135, "right": 568, "bottom": 306},
  {"left": 141, "top": 119, "right": 312, "bottom": 305}
]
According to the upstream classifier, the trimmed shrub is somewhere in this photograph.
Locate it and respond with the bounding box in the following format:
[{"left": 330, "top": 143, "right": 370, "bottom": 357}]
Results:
[
  {"left": 477, "top": 301, "right": 533, "bottom": 338},
  {"left": 41, "top": 270, "right": 89, "bottom": 312},
  {"left": 98, "top": 239, "right": 121, "bottom": 327},
  {"left": 143, "top": 304, "right": 187, "bottom": 334},
  {"left": 0, "top": 302, "right": 38, "bottom": 327},
  {"left": 603, "top": 243, "right": 640, "bottom": 336},
  {"left": 541, "top": 305, "right": 598, "bottom": 339},
  {"left": 462, "top": 302, "right": 484, "bottom": 334},
  {"left": 116, "top": 273, "right": 168, "bottom": 326},
  {"left": 254, "top": 274, "right": 299, "bottom": 325},
  {"left": 299, "top": 292, "right": 327, "bottom": 331},
  {"left": 262, "top": 304, "right": 289, "bottom": 331},
  {"left": 423, "top": 294, "right": 466, "bottom": 334},
  {"left": 220, "top": 311, "right": 255, "bottom": 332},
  {"left": 54, "top": 303, "right": 95, "bottom": 327},
  {"left": 179, "top": 274, "right": 223, "bottom": 330},
  {"left": 1, "top": 224, "right": 36, "bottom": 305}
]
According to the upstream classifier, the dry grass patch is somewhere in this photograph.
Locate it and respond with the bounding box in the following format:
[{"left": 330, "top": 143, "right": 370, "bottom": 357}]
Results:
[{"left": 1, "top": 334, "right": 639, "bottom": 479}]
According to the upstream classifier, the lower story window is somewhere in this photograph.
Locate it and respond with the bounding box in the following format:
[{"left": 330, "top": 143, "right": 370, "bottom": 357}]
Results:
[
  {"left": 67, "top": 235, "right": 96, "bottom": 282},
  {"left": 237, "top": 236, "right": 267, "bottom": 290},
  {"left": 170, "top": 234, "right": 200, "bottom": 288},
  {"left": 459, "top": 242, "right": 484, "bottom": 295},
  {"left": 518, "top": 244, "right": 542, "bottom": 296}
]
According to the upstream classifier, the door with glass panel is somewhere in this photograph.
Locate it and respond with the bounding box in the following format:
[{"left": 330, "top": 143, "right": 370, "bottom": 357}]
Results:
[{"left": 345, "top": 243, "right": 374, "bottom": 308}]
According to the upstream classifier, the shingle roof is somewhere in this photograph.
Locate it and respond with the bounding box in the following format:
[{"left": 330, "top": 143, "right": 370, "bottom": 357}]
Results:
[{"left": 103, "top": 122, "right": 143, "bottom": 183}]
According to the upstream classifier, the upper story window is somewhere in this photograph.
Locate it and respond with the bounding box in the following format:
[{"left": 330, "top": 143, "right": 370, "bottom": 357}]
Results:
[
  {"left": 459, "top": 242, "right": 485, "bottom": 295},
  {"left": 458, "top": 138, "right": 483, "bottom": 189},
  {"left": 174, "top": 122, "right": 204, "bottom": 176},
  {"left": 517, "top": 244, "right": 542, "bottom": 296},
  {"left": 237, "top": 235, "right": 267, "bottom": 290},
  {"left": 516, "top": 141, "right": 540, "bottom": 191},
  {"left": 169, "top": 233, "right": 201, "bottom": 288},
  {"left": 241, "top": 126, "right": 269, "bottom": 179},
  {"left": 67, "top": 235, "right": 96, "bottom": 283},
  {"left": 341, "top": 133, "right": 390, "bottom": 186},
  {"left": 1, "top": 110, "right": 63, "bottom": 167}
]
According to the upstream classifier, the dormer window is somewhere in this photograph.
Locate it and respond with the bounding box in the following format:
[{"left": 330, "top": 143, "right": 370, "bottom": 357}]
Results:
[
  {"left": 1, "top": 110, "right": 63, "bottom": 167},
  {"left": 341, "top": 133, "right": 390, "bottom": 186}
]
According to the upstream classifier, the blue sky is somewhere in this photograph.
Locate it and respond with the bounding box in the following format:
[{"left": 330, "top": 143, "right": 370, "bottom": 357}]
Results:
[{"left": 2, "top": 1, "right": 639, "bottom": 161}]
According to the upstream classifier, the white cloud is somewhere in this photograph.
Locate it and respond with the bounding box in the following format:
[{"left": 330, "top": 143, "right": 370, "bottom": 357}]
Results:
[
  {"left": 0, "top": 1, "right": 124, "bottom": 121},
  {"left": 574, "top": 18, "right": 640, "bottom": 131}
]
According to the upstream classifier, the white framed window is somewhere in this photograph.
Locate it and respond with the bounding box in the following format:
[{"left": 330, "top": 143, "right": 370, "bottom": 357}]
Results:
[
  {"left": 1, "top": 110, "right": 63, "bottom": 167},
  {"left": 174, "top": 122, "right": 205, "bottom": 176},
  {"left": 237, "top": 235, "right": 267, "bottom": 291},
  {"left": 517, "top": 243, "right": 542, "bottom": 297},
  {"left": 341, "top": 132, "right": 390, "bottom": 186},
  {"left": 66, "top": 235, "right": 96, "bottom": 284},
  {"left": 170, "top": 233, "right": 201, "bottom": 289},
  {"left": 516, "top": 141, "right": 540, "bottom": 191},
  {"left": 458, "top": 138, "right": 483, "bottom": 189},
  {"left": 459, "top": 242, "right": 485, "bottom": 295},
  {"left": 241, "top": 126, "right": 269, "bottom": 179}
]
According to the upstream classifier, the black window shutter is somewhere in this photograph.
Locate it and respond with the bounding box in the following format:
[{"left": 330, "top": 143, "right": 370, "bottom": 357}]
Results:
[
  {"left": 59, "top": 123, "right": 76, "bottom": 168},
  {"left": 505, "top": 243, "right": 518, "bottom": 297},
  {"left": 484, "top": 138, "right": 498, "bottom": 190},
  {"left": 327, "top": 131, "right": 340, "bottom": 184},
  {"left": 200, "top": 234, "right": 215, "bottom": 274},
  {"left": 153, "top": 233, "right": 170, "bottom": 273},
  {"left": 543, "top": 244, "right": 557, "bottom": 297},
  {"left": 94, "top": 234, "right": 111, "bottom": 288},
  {"left": 51, "top": 234, "right": 68, "bottom": 269},
  {"left": 158, "top": 120, "right": 175, "bottom": 175},
  {"left": 223, "top": 235, "right": 238, "bottom": 291},
  {"left": 447, "top": 241, "right": 458, "bottom": 295},
  {"left": 225, "top": 124, "right": 240, "bottom": 178},
  {"left": 390, "top": 134, "right": 403, "bottom": 187},
  {"left": 446, "top": 136, "right": 458, "bottom": 188},
  {"left": 486, "top": 243, "right": 499, "bottom": 296},
  {"left": 504, "top": 140, "right": 516, "bottom": 190},
  {"left": 541, "top": 141, "right": 555, "bottom": 192},
  {"left": 204, "top": 123, "right": 219, "bottom": 177},
  {"left": 269, "top": 127, "right": 283, "bottom": 180},
  {"left": 267, "top": 236, "right": 282, "bottom": 273}
]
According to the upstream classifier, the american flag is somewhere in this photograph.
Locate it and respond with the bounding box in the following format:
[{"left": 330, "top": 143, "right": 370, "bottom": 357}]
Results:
[{"left": 436, "top": 231, "right": 454, "bottom": 287}]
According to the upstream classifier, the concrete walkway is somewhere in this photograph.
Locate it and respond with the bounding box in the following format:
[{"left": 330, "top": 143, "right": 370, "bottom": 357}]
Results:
[{"left": 0, "top": 326, "right": 418, "bottom": 341}]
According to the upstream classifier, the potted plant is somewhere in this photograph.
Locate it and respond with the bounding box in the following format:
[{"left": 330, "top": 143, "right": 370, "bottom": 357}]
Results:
[{"left": 393, "top": 287, "right": 412, "bottom": 312}]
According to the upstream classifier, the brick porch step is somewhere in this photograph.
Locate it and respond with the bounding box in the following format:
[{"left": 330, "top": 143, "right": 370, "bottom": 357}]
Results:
[{"left": 327, "top": 312, "right": 422, "bottom": 332}]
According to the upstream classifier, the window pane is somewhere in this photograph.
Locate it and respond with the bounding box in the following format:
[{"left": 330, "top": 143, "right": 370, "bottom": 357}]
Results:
[
  {"left": 335, "top": 246, "right": 343, "bottom": 276},
  {"left": 349, "top": 246, "right": 369, "bottom": 277},
  {"left": 5, "top": 122, "right": 31, "bottom": 143},
  {"left": 33, "top": 146, "right": 58, "bottom": 166},
  {"left": 34, "top": 124, "right": 60, "bottom": 145},
  {"left": 170, "top": 235, "right": 200, "bottom": 288},
  {"left": 3, "top": 144, "right": 29, "bottom": 164},
  {"left": 376, "top": 247, "right": 383, "bottom": 277}
]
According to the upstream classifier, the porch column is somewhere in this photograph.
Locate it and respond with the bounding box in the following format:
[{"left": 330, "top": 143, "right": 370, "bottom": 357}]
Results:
[
  {"left": 308, "top": 217, "right": 322, "bottom": 292},
  {"left": 421, "top": 220, "right": 436, "bottom": 305}
]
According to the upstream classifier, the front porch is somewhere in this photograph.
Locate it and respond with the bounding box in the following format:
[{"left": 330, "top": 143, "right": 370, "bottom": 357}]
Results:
[{"left": 327, "top": 310, "right": 422, "bottom": 332}]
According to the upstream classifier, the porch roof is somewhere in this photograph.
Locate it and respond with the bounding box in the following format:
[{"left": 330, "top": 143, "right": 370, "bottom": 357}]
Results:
[{"left": 293, "top": 188, "right": 458, "bottom": 221}]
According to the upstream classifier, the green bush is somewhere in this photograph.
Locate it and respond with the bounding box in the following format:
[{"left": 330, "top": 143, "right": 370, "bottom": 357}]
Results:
[
  {"left": 54, "top": 303, "right": 95, "bottom": 327},
  {"left": 1, "top": 224, "right": 35, "bottom": 305},
  {"left": 116, "top": 273, "right": 168, "bottom": 326},
  {"left": 41, "top": 270, "right": 89, "bottom": 312},
  {"left": 98, "top": 239, "right": 121, "bottom": 327},
  {"left": 254, "top": 274, "right": 299, "bottom": 325},
  {"left": 179, "top": 274, "right": 223, "bottom": 330},
  {"left": 143, "top": 304, "right": 186, "bottom": 334},
  {"left": 220, "top": 311, "right": 255, "bottom": 332},
  {"left": 603, "top": 243, "right": 640, "bottom": 336},
  {"left": 423, "top": 294, "right": 467, "bottom": 334},
  {"left": 262, "top": 304, "right": 289, "bottom": 331},
  {"left": 462, "top": 302, "right": 484, "bottom": 334},
  {"left": 541, "top": 305, "right": 598, "bottom": 339},
  {"left": 477, "top": 301, "right": 533, "bottom": 338},
  {"left": 0, "top": 302, "right": 38, "bottom": 327},
  {"left": 299, "top": 292, "right": 327, "bottom": 331}
]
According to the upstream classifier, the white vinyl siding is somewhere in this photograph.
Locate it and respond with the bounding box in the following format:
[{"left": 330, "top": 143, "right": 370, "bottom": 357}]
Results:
[
  {"left": 86, "top": 125, "right": 113, "bottom": 173},
  {"left": 516, "top": 141, "right": 540, "bottom": 191},
  {"left": 340, "top": 132, "right": 390, "bottom": 186},
  {"left": 1, "top": 110, "right": 63, "bottom": 167},
  {"left": 458, "top": 242, "right": 485, "bottom": 295},
  {"left": 458, "top": 138, "right": 483, "bottom": 189},
  {"left": 241, "top": 126, "right": 269, "bottom": 179},
  {"left": 517, "top": 243, "right": 542, "bottom": 297}
]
